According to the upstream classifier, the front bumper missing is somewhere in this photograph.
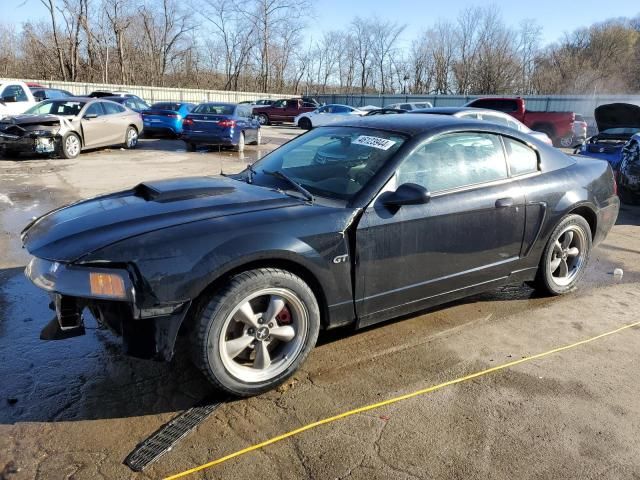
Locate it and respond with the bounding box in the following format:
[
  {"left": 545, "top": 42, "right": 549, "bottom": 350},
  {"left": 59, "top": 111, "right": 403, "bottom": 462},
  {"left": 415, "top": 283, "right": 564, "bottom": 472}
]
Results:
[
  {"left": 25, "top": 257, "right": 190, "bottom": 361},
  {"left": 0, "top": 133, "right": 58, "bottom": 154}
]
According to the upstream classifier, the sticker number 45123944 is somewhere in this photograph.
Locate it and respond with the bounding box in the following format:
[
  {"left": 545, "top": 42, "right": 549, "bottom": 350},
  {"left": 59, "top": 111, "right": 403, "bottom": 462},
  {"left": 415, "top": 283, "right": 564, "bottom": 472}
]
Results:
[{"left": 352, "top": 135, "right": 397, "bottom": 150}]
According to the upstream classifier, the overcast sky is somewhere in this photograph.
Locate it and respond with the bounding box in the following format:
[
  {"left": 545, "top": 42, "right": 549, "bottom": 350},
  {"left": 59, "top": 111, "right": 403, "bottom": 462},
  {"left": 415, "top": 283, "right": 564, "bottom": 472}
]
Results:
[{"left": 6, "top": 0, "right": 639, "bottom": 48}]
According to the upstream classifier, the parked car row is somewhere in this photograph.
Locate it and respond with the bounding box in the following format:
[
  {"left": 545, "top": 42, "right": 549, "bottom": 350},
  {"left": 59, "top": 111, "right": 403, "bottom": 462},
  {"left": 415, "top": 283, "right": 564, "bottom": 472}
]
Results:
[{"left": 574, "top": 102, "right": 640, "bottom": 204}]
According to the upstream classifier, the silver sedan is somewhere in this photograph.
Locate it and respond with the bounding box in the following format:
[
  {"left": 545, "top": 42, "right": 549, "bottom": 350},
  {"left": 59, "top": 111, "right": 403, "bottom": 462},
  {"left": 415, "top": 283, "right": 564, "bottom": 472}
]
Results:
[{"left": 17, "top": 97, "right": 143, "bottom": 158}]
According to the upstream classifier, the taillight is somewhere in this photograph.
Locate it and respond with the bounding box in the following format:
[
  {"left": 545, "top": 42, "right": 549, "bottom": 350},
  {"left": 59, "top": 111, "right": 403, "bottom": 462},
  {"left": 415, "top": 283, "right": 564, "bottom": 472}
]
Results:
[
  {"left": 218, "top": 119, "right": 236, "bottom": 128},
  {"left": 183, "top": 118, "right": 194, "bottom": 127}
]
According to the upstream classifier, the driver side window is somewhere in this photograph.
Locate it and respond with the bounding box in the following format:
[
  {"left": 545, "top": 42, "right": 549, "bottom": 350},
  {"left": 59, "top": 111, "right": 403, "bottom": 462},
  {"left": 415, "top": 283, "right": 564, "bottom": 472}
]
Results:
[
  {"left": 84, "top": 103, "right": 105, "bottom": 117},
  {"left": 397, "top": 133, "right": 508, "bottom": 193}
]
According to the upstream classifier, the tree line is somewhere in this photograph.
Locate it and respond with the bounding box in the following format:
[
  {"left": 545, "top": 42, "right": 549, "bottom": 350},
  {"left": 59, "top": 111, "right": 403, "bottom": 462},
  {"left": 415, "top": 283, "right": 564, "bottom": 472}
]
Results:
[{"left": 0, "top": 1, "right": 638, "bottom": 95}]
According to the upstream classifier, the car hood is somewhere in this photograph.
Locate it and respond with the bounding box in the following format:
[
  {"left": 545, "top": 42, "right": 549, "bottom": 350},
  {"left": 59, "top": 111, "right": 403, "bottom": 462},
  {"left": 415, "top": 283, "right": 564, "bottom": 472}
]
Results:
[
  {"left": 0, "top": 114, "right": 73, "bottom": 125},
  {"left": 595, "top": 103, "right": 640, "bottom": 132},
  {"left": 22, "top": 176, "right": 302, "bottom": 262}
]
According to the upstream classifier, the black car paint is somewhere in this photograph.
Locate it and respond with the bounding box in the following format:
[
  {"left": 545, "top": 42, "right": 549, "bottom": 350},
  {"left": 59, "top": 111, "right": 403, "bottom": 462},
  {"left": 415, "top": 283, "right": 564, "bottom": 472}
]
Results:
[{"left": 22, "top": 114, "right": 619, "bottom": 361}]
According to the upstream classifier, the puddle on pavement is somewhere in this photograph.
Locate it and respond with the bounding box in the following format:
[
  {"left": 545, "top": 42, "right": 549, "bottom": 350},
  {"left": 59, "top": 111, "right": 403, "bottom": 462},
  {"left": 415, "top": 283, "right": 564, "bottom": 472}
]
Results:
[{"left": 0, "top": 271, "right": 215, "bottom": 425}]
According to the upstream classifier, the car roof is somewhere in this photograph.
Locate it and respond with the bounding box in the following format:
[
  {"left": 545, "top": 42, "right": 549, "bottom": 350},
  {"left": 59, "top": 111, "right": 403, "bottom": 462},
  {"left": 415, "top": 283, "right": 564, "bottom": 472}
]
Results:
[
  {"left": 199, "top": 102, "right": 237, "bottom": 107},
  {"left": 412, "top": 106, "right": 480, "bottom": 115},
  {"left": 330, "top": 112, "right": 490, "bottom": 136}
]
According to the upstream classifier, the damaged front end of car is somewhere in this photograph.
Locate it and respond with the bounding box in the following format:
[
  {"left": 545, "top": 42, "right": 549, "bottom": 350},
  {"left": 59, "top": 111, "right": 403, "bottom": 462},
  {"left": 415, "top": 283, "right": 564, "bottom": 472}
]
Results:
[
  {"left": 0, "top": 115, "right": 71, "bottom": 156},
  {"left": 24, "top": 256, "right": 191, "bottom": 361}
]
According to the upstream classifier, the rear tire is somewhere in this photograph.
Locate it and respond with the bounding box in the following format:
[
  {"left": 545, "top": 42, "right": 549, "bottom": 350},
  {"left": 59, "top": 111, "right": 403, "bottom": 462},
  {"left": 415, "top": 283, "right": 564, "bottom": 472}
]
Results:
[
  {"left": 190, "top": 268, "right": 320, "bottom": 397},
  {"left": 298, "top": 117, "right": 312, "bottom": 130},
  {"left": 187, "top": 142, "right": 197, "bottom": 152},
  {"left": 60, "top": 132, "right": 81, "bottom": 159},
  {"left": 532, "top": 214, "right": 592, "bottom": 296},
  {"left": 124, "top": 126, "right": 138, "bottom": 149}
]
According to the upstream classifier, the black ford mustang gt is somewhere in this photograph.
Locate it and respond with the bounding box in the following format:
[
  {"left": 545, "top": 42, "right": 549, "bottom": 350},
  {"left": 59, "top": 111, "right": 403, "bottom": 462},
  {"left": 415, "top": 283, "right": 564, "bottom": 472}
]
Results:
[{"left": 22, "top": 114, "right": 619, "bottom": 396}]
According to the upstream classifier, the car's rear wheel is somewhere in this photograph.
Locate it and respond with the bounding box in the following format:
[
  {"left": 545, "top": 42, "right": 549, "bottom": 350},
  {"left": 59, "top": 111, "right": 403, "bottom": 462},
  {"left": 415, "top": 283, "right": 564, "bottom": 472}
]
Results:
[
  {"left": 298, "top": 117, "right": 312, "bottom": 130},
  {"left": 187, "top": 142, "right": 197, "bottom": 152},
  {"left": 233, "top": 132, "right": 245, "bottom": 152},
  {"left": 533, "top": 214, "right": 592, "bottom": 295},
  {"left": 60, "top": 132, "right": 81, "bottom": 159},
  {"left": 257, "top": 114, "right": 269, "bottom": 126},
  {"left": 559, "top": 133, "right": 575, "bottom": 148},
  {"left": 124, "top": 126, "right": 138, "bottom": 149},
  {"left": 191, "top": 268, "right": 320, "bottom": 397}
]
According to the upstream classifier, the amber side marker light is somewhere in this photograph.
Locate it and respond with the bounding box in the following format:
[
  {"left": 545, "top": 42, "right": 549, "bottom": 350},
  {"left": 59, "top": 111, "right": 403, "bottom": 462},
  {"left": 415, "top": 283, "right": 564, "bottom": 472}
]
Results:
[{"left": 89, "top": 272, "right": 126, "bottom": 298}]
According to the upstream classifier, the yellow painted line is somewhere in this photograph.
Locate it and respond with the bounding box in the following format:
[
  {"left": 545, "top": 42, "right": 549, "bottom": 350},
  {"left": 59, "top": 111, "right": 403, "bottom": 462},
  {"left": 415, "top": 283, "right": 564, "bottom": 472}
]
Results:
[{"left": 163, "top": 320, "right": 640, "bottom": 480}]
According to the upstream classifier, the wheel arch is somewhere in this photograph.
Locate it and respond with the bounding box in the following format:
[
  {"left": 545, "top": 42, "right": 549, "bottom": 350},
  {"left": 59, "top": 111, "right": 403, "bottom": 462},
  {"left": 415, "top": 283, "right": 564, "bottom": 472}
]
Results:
[
  {"left": 180, "top": 256, "right": 331, "bottom": 338},
  {"left": 566, "top": 204, "right": 597, "bottom": 240}
]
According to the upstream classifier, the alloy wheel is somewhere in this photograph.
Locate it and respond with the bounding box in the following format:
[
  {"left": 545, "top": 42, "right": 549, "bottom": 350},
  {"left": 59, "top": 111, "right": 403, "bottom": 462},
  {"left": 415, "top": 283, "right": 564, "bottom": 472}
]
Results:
[
  {"left": 218, "top": 288, "right": 308, "bottom": 383},
  {"left": 127, "top": 128, "right": 138, "bottom": 148},
  {"left": 549, "top": 225, "right": 586, "bottom": 286},
  {"left": 65, "top": 135, "right": 80, "bottom": 157}
]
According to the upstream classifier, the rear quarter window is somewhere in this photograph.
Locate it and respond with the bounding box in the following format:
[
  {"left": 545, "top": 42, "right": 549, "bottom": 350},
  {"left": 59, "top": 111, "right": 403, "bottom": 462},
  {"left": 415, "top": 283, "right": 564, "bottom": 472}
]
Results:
[{"left": 504, "top": 137, "right": 539, "bottom": 176}]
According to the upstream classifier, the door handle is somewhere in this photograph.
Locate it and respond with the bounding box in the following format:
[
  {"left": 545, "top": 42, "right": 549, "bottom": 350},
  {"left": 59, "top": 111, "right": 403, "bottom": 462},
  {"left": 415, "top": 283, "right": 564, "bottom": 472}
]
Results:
[{"left": 495, "top": 197, "right": 514, "bottom": 208}]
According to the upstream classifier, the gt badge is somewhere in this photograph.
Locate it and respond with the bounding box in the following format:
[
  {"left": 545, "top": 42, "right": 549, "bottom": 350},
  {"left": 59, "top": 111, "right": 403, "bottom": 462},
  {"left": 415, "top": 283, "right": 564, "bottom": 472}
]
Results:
[{"left": 333, "top": 254, "right": 349, "bottom": 264}]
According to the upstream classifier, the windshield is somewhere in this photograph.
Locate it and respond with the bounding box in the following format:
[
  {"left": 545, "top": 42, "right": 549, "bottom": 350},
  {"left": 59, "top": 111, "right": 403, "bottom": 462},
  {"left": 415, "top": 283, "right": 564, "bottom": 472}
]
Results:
[
  {"left": 247, "top": 126, "right": 406, "bottom": 201},
  {"left": 24, "top": 100, "right": 85, "bottom": 116},
  {"left": 192, "top": 104, "right": 234, "bottom": 115}
]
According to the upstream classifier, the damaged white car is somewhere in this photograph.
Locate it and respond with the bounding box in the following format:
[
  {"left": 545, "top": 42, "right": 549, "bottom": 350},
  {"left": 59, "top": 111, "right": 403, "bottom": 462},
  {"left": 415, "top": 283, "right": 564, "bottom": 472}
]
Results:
[{"left": 0, "top": 98, "right": 143, "bottom": 159}]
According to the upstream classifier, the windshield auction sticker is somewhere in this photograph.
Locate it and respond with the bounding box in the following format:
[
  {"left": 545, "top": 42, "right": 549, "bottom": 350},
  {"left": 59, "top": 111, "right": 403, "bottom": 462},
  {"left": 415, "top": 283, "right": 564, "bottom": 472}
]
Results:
[{"left": 353, "top": 135, "right": 397, "bottom": 150}]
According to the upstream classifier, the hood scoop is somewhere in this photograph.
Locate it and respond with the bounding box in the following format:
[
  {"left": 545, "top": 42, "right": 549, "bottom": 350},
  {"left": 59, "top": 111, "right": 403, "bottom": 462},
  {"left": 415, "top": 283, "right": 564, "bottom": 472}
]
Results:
[{"left": 134, "top": 177, "right": 235, "bottom": 202}]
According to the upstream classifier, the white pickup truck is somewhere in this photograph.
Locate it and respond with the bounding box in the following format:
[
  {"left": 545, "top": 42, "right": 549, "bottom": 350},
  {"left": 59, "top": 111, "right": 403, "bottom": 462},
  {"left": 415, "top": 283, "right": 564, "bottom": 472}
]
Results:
[{"left": 0, "top": 81, "right": 38, "bottom": 119}]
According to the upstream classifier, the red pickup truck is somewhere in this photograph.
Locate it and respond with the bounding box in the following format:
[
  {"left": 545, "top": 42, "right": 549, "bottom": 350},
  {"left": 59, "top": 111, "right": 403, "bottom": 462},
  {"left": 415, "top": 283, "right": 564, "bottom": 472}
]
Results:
[
  {"left": 252, "top": 98, "right": 317, "bottom": 125},
  {"left": 465, "top": 97, "right": 575, "bottom": 147}
]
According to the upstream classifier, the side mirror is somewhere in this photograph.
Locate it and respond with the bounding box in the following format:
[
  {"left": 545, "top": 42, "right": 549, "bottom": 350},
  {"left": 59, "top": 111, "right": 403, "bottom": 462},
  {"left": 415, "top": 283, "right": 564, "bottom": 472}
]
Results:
[
  {"left": 2, "top": 95, "right": 17, "bottom": 103},
  {"left": 84, "top": 113, "right": 98, "bottom": 119},
  {"left": 380, "top": 183, "right": 431, "bottom": 207}
]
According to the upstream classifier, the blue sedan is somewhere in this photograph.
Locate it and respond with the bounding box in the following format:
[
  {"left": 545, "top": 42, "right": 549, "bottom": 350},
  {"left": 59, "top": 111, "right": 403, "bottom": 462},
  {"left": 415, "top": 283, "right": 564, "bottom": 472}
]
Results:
[
  {"left": 142, "top": 102, "right": 195, "bottom": 137},
  {"left": 181, "top": 103, "right": 261, "bottom": 152}
]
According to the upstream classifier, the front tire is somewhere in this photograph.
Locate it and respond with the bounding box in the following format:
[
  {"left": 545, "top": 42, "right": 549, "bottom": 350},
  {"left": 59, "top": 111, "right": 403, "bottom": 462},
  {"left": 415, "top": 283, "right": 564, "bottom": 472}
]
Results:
[
  {"left": 257, "top": 114, "right": 269, "bottom": 126},
  {"left": 60, "top": 132, "right": 81, "bottom": 159},
  {"left": 191, "top": 268, "right": 320, "bottom": 397},
  {"left": 533, "top": 214, "right": 592, "bottom": 295}
]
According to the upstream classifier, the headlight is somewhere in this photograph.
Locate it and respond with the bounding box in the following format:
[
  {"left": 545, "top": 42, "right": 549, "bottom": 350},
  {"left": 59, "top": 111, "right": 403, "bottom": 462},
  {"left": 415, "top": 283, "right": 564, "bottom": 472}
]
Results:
[{"left": 30, "top": 129, "right": 56, "bottom": 136}]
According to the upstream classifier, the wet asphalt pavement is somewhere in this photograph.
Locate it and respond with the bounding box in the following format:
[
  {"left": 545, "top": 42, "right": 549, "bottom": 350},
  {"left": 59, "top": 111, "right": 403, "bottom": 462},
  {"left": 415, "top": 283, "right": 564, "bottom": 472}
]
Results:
[{"left": 1, "top": 129, "right": 640, "bottom": 479}]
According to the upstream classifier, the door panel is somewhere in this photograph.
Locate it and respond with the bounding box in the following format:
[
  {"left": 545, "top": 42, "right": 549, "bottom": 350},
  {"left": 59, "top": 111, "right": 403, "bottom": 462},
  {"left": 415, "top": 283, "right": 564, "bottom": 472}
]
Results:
[
  {"left": 80, "top": 103, "right": 108, "bottom": 147},
  {"left": 355, "top": 131, "right": 527, "bottom": 325},
  {"left": 356, "top": 181, "right": 525, "bottom": 321}
]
